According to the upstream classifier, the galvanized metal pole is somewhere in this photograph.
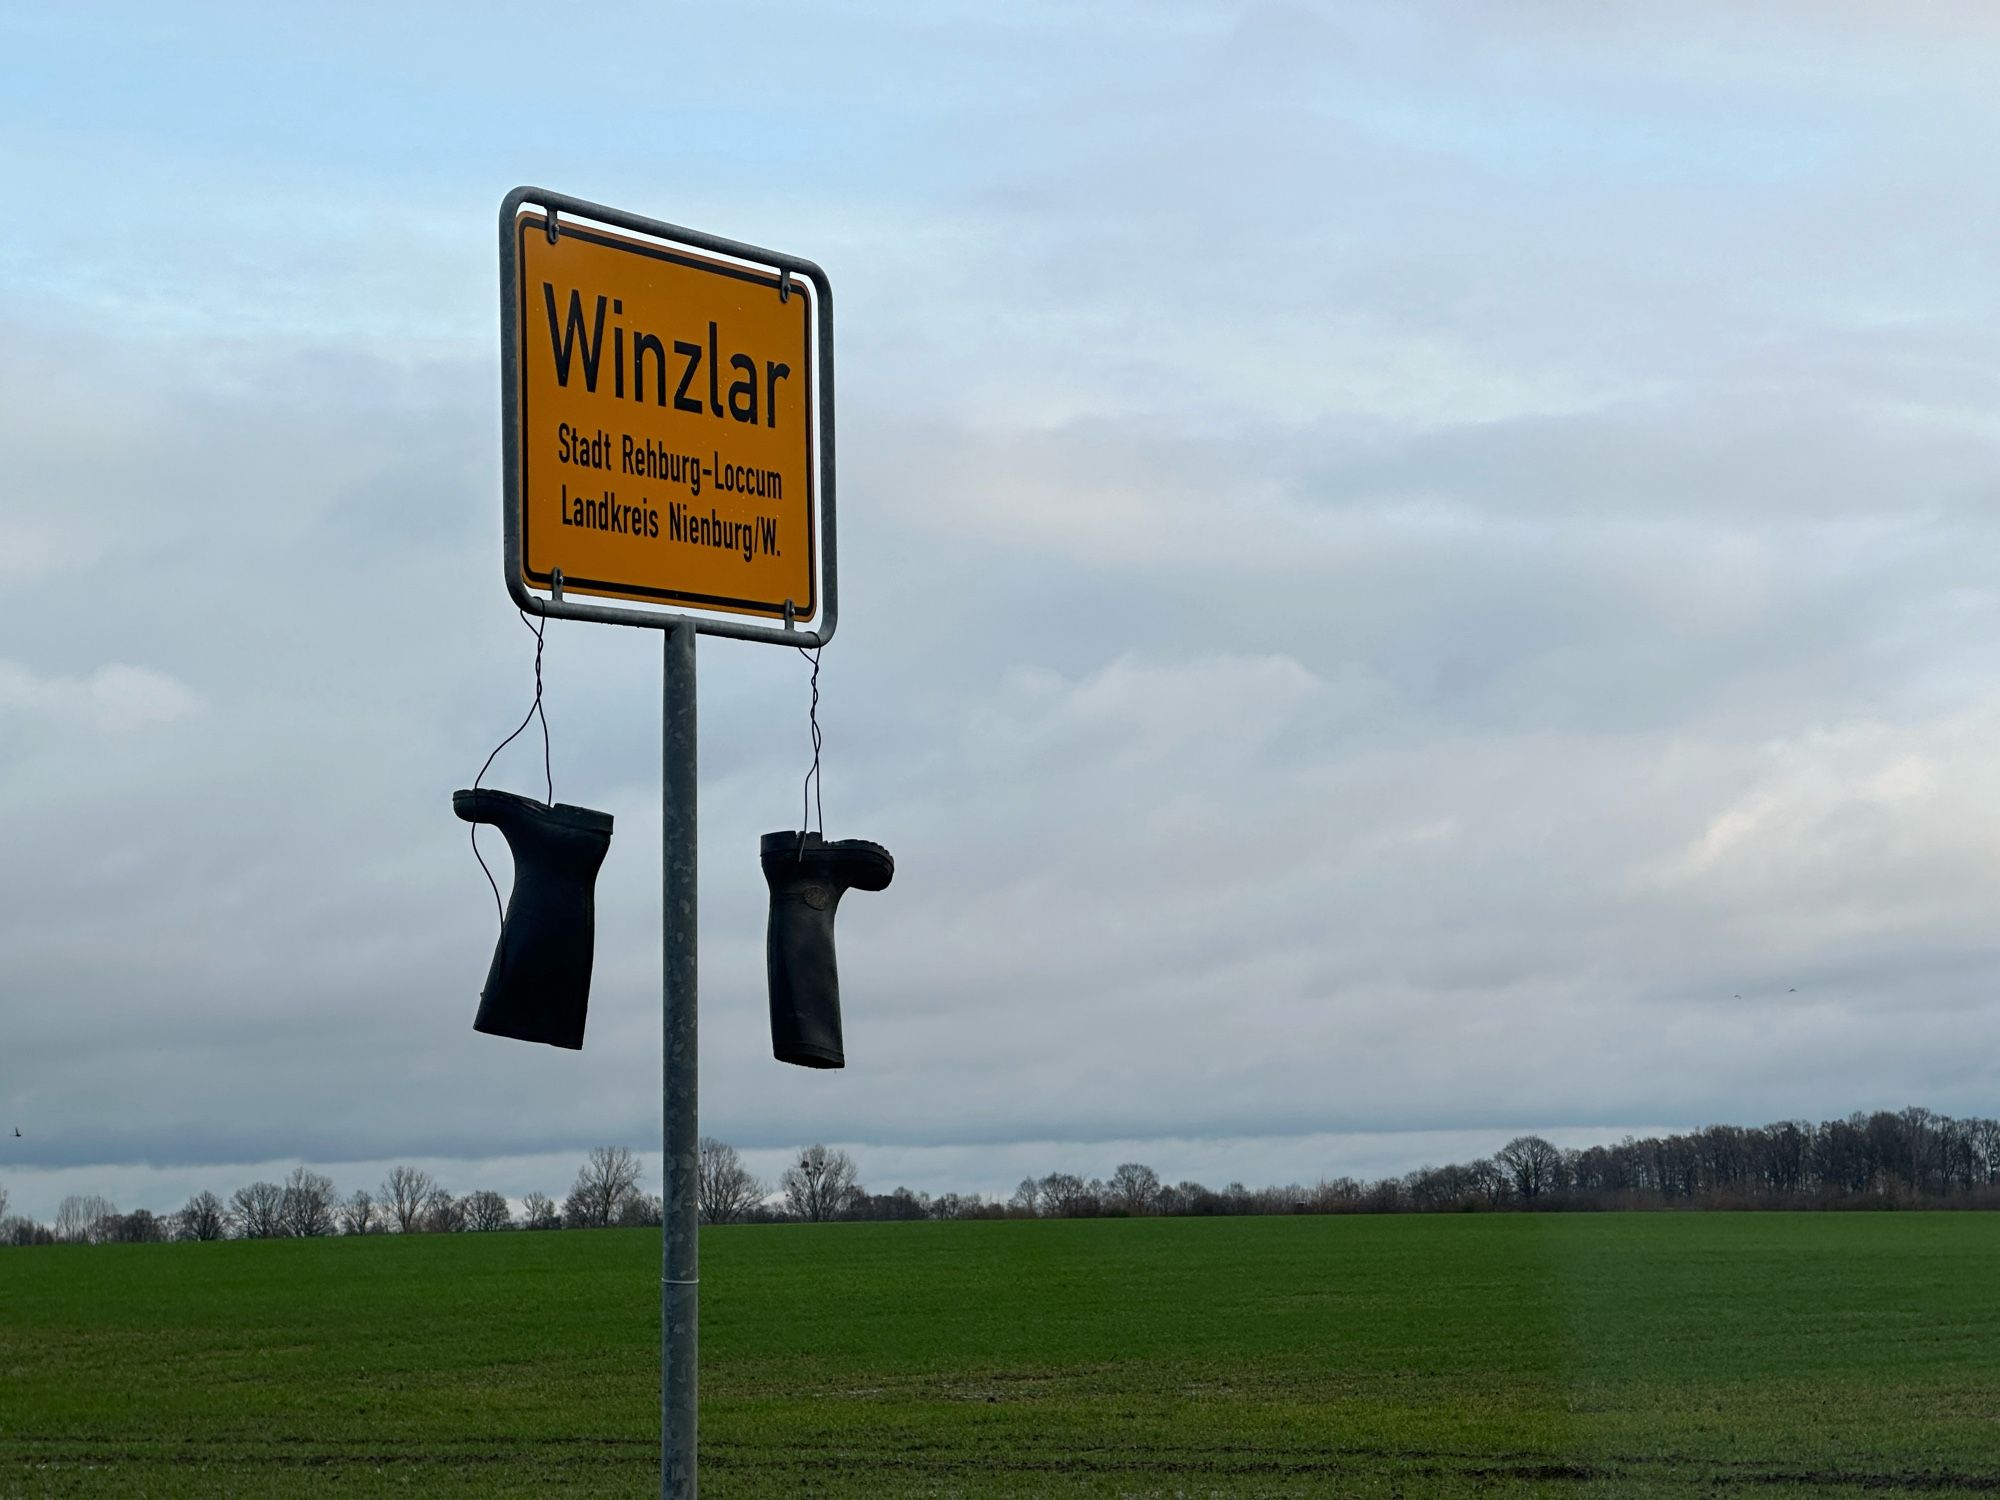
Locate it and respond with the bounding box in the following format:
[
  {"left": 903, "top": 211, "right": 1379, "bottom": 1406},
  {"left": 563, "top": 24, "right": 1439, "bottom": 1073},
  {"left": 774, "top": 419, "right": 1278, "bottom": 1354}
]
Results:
[{"left": 661, "top": 619, "right": 699, "bottom": 1497}]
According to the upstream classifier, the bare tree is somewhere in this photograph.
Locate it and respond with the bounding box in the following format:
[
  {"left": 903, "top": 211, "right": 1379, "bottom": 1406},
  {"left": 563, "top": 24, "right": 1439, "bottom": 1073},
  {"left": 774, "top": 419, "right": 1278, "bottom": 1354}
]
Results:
[
  {"left": 423, "top": 1187, "right": 466, "bottom": 1233},
  {"left": 854, "top": 1186, "right": 928, "bottom": 1221},
  {"left": 229, "top": 1182, "right": 287, "bottom": 1239},
  {"left": 86, "top": 1197, "right": 120, "bottom": 1244},
  {"left": 1009, "top": 1178, "right": 1040, "bottom": 1217},
  {"left": 339, "top": 1189, "right": 377, "bottom": 1237},
  {"left": 381, "top": 1166, "right": 435, "bottom": 1234},
  {"left": 279, "top": 1167, "right": 339, "bottom": 1238},
  {"left": 1496, "top": 1136, "right": 1566, "bottom": 1202},
  {"left": 1036, "top": 1172, "right": 1091, "bottom": 1218},
  {"left": 1106, "top": 1163, "right": 1161, "bottom": 1216},
  {"left": 106, "top": 1209, "right": 165, "bottom": 1243},
  {"left": 618, "top": 1192, "right": 664, "bottom": 1227},
  {"left": 463, "top": 1190, "right": 513, "bottom": 1232},
  {"left": 0, "top": 1184, "right": 8, "bottom": 1222},
  {"left": 53, "top": 1193, "right": 117, "bottom": 1244},
  {"left": 567, "top": 1146, "right": 644, "bottom": 1229},
  {"left": 698, "top": 1138, "right": 765, "bottom": 1225},
  {"left": 1469, "top": 1159, "right": 1507, "bottom": 1207},
  {"left": 781, "top": 1144, "right": 859, "bottom": 1223},
  {"left": 178, "top": 1190, "right": 227, "bottom": 1242},
  {"left": 520, "top": 1191, "right": 560, "bottom": 1230},
  {"left": 4, "top": 1216, "right": 54, "bottom": 1247},
  {"left": 1972, "top": 1117, "right": 2000, "bottom": 1186},
  {"left": 1405, "top": 1162, "right": 1478, "bottom": 1212}
]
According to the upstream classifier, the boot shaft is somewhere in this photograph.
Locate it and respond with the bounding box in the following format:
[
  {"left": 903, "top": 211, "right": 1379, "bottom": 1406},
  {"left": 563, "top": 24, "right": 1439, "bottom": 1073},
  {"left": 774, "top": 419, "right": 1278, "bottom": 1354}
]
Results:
[
  {"left": 760, "top": 831, "right": 893, "bottom": 1070},
  {"left": 456, "top": 789, "right": 614, "bottom": 1051}
]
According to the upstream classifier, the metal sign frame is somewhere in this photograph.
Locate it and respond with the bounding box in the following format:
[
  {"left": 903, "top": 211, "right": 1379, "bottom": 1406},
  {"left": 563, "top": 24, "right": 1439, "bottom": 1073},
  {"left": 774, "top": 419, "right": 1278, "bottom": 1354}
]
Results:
[{"left": 499, "top": 185, "right": 838, "bottom": 650}]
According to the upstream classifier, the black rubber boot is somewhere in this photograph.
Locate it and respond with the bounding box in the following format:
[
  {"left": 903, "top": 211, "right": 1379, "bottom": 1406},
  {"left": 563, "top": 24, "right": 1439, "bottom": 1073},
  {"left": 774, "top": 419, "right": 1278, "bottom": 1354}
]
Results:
[
  {"left": 761, "top": 831, "right": 894, "bottom": 1068},
  {"left": 454, "top": 789, "right": 614, "bottom": 1050}
]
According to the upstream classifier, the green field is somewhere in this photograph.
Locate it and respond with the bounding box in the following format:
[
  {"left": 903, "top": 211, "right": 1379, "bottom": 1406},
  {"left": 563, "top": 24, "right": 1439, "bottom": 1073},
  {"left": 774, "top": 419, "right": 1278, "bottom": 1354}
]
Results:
[{"left": 3, "top": 1213, "right": 1999, "bottom": 1496}]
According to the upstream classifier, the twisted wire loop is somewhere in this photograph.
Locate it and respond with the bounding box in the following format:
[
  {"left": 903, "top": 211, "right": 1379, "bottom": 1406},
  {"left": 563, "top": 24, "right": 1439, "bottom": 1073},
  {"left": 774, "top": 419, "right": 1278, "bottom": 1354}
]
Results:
[
  {"left": 797, "top": 645, "right": 823, "bottom": 860},
  {"left": 470, "top": 608, "right": 554, "bottom": 929}
]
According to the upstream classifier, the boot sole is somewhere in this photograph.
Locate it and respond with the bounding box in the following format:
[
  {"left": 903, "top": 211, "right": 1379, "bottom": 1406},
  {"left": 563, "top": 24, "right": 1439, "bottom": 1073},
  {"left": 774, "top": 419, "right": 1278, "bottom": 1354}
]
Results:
[
  {"left": 455, "top": 788, "right": 614, "bottom": 836},
  {"left": 760, "top": 830, "right": 894, "bottom": 891}
]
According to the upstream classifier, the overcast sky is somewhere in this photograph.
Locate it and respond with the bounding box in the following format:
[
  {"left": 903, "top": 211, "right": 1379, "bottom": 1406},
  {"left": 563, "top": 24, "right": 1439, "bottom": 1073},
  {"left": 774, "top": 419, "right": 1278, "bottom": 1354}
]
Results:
[{"left": 4, "top": 3, "right": 1999, "bottom": 1221}]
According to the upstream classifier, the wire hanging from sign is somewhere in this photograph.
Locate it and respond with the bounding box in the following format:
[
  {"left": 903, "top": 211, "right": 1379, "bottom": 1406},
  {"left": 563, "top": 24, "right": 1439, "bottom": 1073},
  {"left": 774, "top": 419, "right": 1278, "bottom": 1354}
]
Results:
[
  {"left": 797, "top": 645, "right": 823, "bottom": 857},
  {"left": 470, "top": 607, "right": 554, "bottom": 927}
]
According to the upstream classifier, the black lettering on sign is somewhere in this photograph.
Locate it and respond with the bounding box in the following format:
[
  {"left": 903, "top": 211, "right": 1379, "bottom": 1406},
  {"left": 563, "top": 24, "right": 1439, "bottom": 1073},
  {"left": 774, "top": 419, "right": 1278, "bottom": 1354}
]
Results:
[
  {"left": 612, "top": 300, "right": 625, "bottom": 398},
  {"left": 540, "top": 282, "right": 796, "bottom": 431},
  {"left": 673, "top": 341, "right": 703, "bottom": 414},
  {"left": 728, "top": 354, "right": 758, "bottom": 424},
  {"left": 633, "top": 332, "right": 667, "bottom": 406},
  {"left": 764, "top": 362, "right": 789, "bottom": 428},
  {"left": 543, "top": 286, "right": 607, "bottom": 391},
  {"left": 707, "top": 321, "right": 722, "bottom": 417}
]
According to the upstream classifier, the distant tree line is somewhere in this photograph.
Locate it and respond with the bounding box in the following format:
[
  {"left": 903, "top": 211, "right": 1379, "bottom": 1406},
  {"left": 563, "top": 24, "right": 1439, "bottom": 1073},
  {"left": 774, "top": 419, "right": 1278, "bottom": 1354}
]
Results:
[
  {"left": 8, "top": 1108, "right": 2000, "bottom": 1246},
  {"left": 986, "top": 1108, "right": 2000, "bottom": 1220},
  {"left": 741, "top": 1109, "right": 2000, "bottom": 1221},
  {"left": 0, "top": 1147, "right": 659, "bottom": 1246},
  {"left": 734, "top": 1109, "right": 2000, "bottom": 1223}
]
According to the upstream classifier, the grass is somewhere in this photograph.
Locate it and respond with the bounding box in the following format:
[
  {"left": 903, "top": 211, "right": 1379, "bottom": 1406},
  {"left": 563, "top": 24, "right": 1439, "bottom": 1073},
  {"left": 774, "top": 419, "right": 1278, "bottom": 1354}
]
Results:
[{"left": 4, "top": 1213, "right": 1999, "bottom": 1496}]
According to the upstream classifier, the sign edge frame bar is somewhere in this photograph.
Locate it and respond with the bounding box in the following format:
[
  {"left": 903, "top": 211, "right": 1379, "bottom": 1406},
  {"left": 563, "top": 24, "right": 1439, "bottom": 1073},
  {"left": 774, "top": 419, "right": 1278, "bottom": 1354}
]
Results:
[{"left": 499, "top": 184, "right": 838, "bottom": 649}]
